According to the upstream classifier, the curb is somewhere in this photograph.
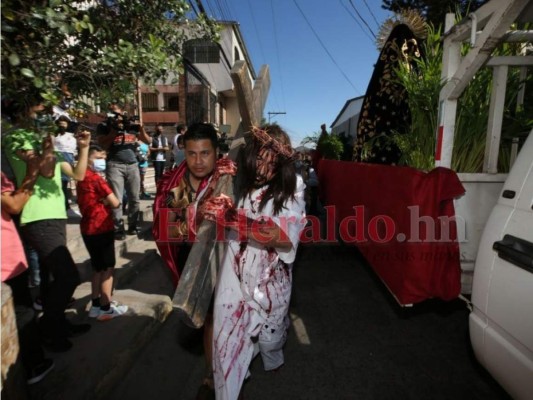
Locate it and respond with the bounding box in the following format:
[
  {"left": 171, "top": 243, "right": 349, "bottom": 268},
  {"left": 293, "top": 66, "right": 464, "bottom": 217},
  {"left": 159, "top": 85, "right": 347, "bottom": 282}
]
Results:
[{"left": 29, "top": 248, "right": 173, "bottom": 400}]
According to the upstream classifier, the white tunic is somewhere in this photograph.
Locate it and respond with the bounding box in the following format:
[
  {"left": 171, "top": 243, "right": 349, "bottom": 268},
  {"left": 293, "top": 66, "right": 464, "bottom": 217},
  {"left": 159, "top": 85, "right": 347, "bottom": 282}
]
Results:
[{"left": 213, "top": 175, "right": 306, "bottom": 400}]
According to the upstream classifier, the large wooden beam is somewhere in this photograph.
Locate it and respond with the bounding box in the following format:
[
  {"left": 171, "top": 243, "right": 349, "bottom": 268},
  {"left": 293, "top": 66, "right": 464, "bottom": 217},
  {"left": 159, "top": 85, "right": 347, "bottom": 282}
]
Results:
[
  {"left": 231, "top": 60, "right": 255, "bottom": 132},
  {"left": 483, "top": 65, "right": 508, "bottom": 173},
  {"left": 253, "top": 65, "right": 271, "bottom": 126},
  {"left": 486, "top": 56, "right": 533, "bottom": 66},
  {"left": 442, "top": 0, "right": 501, "bottom": 42},
  {"left": 229, "top": 61, "right": 270, "bottom": 158},
  {"left": 442, "top": 0, "right": 531, "bottom": 101},
  {"left": 172, "top": 174, "right": 234, "bottom": 328}
]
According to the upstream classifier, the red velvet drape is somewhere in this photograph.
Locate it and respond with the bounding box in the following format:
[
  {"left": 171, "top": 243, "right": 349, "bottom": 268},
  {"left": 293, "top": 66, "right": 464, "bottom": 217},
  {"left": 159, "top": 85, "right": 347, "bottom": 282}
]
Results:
[{"left": 317, "top": 160, "right": 465, "bottom": 305}]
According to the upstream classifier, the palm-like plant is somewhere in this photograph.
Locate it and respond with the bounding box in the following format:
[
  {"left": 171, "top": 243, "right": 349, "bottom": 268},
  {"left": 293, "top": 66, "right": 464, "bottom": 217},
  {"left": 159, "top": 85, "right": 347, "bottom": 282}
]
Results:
[{"left": 391, "top": 22, "right": 532, "bottom": 172}]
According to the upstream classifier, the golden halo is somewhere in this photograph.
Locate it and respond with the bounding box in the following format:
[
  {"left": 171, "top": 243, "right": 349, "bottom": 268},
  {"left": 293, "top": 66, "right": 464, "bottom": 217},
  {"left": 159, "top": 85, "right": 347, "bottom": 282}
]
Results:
[{"left": 376, "top": 9, "right": 428, "bottom": 50}]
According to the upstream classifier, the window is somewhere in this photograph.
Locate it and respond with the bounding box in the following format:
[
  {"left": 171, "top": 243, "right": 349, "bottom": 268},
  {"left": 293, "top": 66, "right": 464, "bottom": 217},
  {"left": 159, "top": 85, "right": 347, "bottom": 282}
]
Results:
[
  {"left": 183, "top": 39, "right": 220, "bottom": 63},
  {"left": 234, "top": 46, "right": 241, "bottom": 62},
  {"left": 164, "top": 94, "right": 179, "bottom": 111},
  {"left": 141, "top": 93, "right": 158, "bottom": 112}
]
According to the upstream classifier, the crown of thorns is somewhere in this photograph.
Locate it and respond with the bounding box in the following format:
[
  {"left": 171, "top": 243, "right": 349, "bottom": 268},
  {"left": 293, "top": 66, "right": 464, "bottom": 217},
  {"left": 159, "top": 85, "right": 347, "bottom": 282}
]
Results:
[{"left": 249, "top": 126, "right": 296, "bottom": 160}]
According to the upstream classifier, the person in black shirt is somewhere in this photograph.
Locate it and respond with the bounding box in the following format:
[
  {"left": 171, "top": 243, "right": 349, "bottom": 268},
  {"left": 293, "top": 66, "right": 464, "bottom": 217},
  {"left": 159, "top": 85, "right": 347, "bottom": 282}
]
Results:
[{"left": 97, "top": 104, "right": 151, "bottom": 239}]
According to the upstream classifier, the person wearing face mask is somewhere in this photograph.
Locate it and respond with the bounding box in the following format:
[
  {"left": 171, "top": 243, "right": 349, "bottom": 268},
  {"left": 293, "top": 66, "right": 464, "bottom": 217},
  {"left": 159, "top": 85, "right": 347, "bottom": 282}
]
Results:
[
  {"left": 3, "top": 99, "right": 92, "bottom": 352},
  {"left": 76, "top": 145, "right": 128, "bottom": 320},
  {"left": 52, "top": 116, "right": 79, "bottom": 217},
  {"left": 150, "top": 124, "right": 169, "bottom": 183},
  {"left": 205, "top": 124, "right": 307, "bottom": 400}
]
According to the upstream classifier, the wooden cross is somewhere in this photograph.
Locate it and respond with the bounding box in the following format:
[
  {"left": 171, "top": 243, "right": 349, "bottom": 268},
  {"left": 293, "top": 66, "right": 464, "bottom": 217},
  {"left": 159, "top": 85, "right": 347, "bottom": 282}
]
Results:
[
  {"left": 172, "top": 61, "right": 270, "bottom": 328},
  {"left": 229, "top": 61, "right": 270, "bottom": 157},
  {"left": 172, "top": 176, "right": 234, "bottom": 328}
]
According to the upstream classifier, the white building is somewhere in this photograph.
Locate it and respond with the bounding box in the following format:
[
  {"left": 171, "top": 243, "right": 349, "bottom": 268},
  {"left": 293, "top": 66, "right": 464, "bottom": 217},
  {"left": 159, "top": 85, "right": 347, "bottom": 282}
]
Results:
[
  {"left": 140, "top": 21, "right": 263, "bottom": 138},
  {"left": 330, "top": 96, "right": 364, "bottom": 140}
]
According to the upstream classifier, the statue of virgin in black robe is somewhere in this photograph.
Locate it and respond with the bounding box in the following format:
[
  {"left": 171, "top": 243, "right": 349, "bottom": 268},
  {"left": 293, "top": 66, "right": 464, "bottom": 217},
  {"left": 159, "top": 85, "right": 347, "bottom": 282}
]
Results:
[{"left": 353, "top": 23, "right": 424, "bottom": 165}]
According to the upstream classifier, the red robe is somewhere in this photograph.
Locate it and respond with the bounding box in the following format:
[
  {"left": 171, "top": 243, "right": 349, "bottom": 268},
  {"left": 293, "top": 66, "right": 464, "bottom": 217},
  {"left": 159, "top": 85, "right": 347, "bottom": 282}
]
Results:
[
  {"left": 152, "top": 158, "right": 236, "bottom": 286},
  {"left": 152, "top": 163, "right": 211, "bottom": 286}
]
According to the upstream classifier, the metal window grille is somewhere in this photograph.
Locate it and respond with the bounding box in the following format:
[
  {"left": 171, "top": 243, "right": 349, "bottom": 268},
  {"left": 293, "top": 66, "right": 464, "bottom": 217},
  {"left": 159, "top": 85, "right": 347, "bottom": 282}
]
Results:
[
  {"left": 164, "top": 93, "right": 179, "bottom": 111},
  {"left": 183, "top": 39, "right": 220, "bottom": 63},
  {"left": 185, "top": 66, "right": 208, "bottom": 124},
  {"left": 142, "top": 93, "right": 158, "bottom": 112}
]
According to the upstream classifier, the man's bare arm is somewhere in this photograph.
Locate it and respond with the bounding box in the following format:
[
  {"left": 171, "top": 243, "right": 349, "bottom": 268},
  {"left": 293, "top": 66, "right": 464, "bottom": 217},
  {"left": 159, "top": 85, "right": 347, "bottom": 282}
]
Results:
[{"left": 138, "top": 125, "right": 151, "bottom": 144}]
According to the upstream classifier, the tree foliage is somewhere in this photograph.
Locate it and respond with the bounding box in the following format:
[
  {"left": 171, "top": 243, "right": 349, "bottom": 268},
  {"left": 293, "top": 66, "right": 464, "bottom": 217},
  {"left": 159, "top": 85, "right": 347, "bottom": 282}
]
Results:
[
  {"left": 381, "top": 0, "right": 489, "bottom": 28},
  {"left": 300, "top": 131, "right": 320, "bottom": 148},
  {"left": 317, "top": 133, "right": 344, "bottom": 160},
  {"left": 389, "top": 23, "right": 532, "bottom": 172},
  {"left": 1, "top": 0, "right": 218, "bottom": 109}
]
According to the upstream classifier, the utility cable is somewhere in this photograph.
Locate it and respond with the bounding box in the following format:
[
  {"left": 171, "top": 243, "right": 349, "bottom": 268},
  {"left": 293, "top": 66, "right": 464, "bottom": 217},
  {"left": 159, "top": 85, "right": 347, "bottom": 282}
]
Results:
[
  {"left": 246, "top": 0, "right": 267, "bottom": 65},
  {"left": 361, "top": 0, "right": 381, "bottom": 30},
  {"left": 187, "top": 0, "right": 200, "bottom": 17},
  {"left": 271, "top": 0, "right": 287, "bottom": 112},
  {"left": 218, "top": 0, "right": 232, "bottom": 21},
  {"left": 204, "top": 0, "right": 215, "bottom": 17},
  {"left": 293, "top": 0, "right": 360, "bottom": 93},
  {"left": 348, "top": 0, "right": 376, "bottom": 39},
  {"left": 338, "top": 0, "right": 375, "bottom": 44},
  {"left": 195, "top": 0, "right": 207, "bottom": 15}
]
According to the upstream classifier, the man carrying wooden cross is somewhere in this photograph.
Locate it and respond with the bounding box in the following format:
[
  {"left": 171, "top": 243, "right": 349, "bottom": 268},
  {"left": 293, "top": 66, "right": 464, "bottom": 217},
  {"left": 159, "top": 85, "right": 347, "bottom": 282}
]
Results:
[{"left": 152, "top": 122, "right": 236, "bottom": 398}]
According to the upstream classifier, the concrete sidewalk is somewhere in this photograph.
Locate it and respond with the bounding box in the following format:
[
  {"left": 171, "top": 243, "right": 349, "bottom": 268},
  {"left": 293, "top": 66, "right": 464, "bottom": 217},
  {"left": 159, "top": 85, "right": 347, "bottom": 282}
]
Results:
[{"left": 26, "top": 169, "right": 177, "bottom": 400}]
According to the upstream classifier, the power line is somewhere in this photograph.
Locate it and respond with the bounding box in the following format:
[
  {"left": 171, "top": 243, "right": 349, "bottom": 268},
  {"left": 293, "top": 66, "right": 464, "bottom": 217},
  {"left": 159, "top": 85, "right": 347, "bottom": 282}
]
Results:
[
  {"left": 268, "top": 111, "right": 286, "bottom": 123},
  {"left": 213, "top": 0, "right": 229, "bottom": 20},
  {"left": 194, "top": 0, "right": 207, "bottom": 15},
  {"left": 361, "top": 0, "right": 381, "bottom": 30},
  {"left": 292, "top": 0, "right": 360, "bottom": 94},
  {"left": 348, "top": 0, "right": 376, "bottom": 39},
  {"left": 245, "top": 0, "right": 267, "bottom": 66},
  {"left": 219, "top": 0, "right": 232, "bottom": 20},
  {"left": 271, "top": 0, "right": 287, "bottom": 112},
  {"left": 204, "top": 0, "right": 216, "bottom": 17},
  {"left": 187, "top": 0, "right": 200, "bottom": 17},
  {"left": 338, "top": 0, "right": 375, "bottom": 45},
  {"left": 242, "top": 0, "right": 282, "bottom": 113}
]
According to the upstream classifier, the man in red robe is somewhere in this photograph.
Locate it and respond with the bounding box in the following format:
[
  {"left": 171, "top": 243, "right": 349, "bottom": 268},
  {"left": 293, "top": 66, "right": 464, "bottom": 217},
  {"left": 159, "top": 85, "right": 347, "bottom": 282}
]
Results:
[{"left": 152, "top": 122, "right": 236, "bottom": 398}]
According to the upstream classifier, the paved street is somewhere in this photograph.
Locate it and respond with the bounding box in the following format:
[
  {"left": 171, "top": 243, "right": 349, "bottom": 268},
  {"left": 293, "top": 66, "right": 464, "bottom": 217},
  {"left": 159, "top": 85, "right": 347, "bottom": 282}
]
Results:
[
  {"left": 111, "top": 243, "right": 510, "bottom": 400},
  {"left": 18, "top": 168, "right": 509, "bottom": 399}
]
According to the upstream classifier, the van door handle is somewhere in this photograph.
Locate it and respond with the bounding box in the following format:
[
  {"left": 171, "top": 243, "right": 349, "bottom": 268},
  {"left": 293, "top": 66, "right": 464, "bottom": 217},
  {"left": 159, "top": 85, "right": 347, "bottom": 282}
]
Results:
[{"left": 493, "top": 235, "right": 533, "bottom": 274}]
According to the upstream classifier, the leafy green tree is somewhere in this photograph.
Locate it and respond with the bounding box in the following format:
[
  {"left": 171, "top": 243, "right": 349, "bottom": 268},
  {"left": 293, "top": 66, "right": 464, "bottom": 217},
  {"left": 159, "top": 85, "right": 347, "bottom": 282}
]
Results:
[
  {"left": 300, "top": 131, "right": 320, "bottom": 148},
  {"left": 381, "top": 0, "right": 488, "bottom": 28},
  {"left": 1, "top": 0, "right": 218, "bottom": 108},
  {"left": 301, "top": 127, "right": 345, "bottom": 160},
  {"left": 318, "top": 134, "right": 344, "bottom": 160}
]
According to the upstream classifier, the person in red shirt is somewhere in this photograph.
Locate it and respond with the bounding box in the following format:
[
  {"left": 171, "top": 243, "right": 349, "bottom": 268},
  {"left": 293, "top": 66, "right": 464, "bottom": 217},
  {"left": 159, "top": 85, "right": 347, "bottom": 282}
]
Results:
[{"left": 77, "top": 145, "right": 128, "bottom": 320}]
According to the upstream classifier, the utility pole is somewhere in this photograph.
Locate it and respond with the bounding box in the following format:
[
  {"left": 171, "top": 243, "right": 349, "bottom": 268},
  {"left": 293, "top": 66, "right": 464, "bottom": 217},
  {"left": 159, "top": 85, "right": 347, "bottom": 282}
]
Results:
[{"left": 268, "top": 111, "right": 286, "bottom": 123}]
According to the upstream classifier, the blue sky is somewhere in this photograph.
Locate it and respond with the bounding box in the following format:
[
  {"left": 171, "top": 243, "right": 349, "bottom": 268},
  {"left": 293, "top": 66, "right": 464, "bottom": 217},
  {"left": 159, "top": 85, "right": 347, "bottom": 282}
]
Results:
[{"left": 205, "top": 0, "right": 393, "bottom": 146}]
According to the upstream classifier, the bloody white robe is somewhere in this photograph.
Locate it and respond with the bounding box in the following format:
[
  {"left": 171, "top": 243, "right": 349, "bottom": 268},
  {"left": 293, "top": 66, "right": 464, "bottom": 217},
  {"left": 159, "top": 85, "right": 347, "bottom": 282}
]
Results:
[{"left": 213, "top": 175, "right": 306, "bottom": 400}]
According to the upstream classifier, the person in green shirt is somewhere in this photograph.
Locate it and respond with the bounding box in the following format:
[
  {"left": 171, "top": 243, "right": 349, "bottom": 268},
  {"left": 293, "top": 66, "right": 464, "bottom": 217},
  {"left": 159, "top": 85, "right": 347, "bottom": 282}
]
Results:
[{"left": 3, "top": 100, "right": 92, "bottom": 352}]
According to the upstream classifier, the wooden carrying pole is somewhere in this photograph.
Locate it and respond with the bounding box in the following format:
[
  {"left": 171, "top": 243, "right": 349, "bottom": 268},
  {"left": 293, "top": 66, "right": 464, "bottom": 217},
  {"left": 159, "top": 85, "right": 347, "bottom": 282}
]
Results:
[
  {"left": 172, "top": 174, "right": 234, "bottom": 328},
  {"left": 173, "top": 60, "right": 269, "bottom": 327}
]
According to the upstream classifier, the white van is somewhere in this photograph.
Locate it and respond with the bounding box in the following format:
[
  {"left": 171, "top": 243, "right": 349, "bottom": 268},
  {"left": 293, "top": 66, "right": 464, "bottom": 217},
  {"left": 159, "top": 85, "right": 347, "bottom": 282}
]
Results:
[{"left": 469, "top": 130, "right": 533, "bottom": 400}]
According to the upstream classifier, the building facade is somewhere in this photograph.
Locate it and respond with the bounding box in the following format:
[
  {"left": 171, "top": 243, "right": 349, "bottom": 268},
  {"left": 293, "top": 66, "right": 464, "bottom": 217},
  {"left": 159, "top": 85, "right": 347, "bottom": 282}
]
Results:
[
  {"left": 140, "top": 21, "right": 260, "bottom": 140},
  {"left": 330, "top": 96, "right": 364, "bottom": 140}
]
